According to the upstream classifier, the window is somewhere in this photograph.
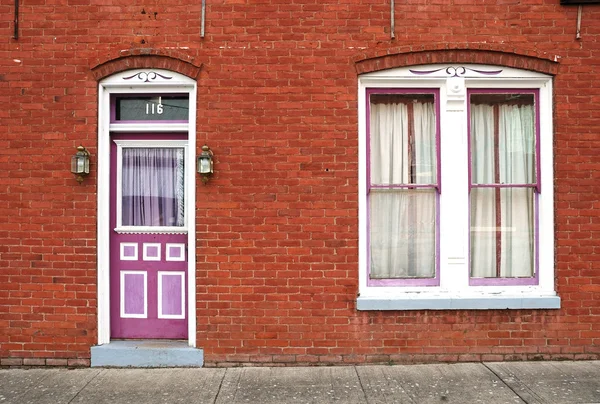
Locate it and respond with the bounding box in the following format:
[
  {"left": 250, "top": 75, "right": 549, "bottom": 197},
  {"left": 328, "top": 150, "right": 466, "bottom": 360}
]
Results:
[
  {"left": 358, "top": 65, "right": 559, "bottom": 310},
  {"left": 469, "top": 91, "right": 538, "bottom": 285},
  {"left": 113, "top": 140, "right": 189, "bottom": 233},
  {"left": 121, "top": 147, "right": 186, "bottom": 227},
  {"left": 368, "top": 91, "right": 440, "bottom": 286}
]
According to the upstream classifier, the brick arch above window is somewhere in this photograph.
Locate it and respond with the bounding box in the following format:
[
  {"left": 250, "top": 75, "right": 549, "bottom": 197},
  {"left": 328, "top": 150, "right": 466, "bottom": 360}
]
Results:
[
  {"left": 355, "top": 45, "right": 559, "bottom": 76},
  {"left": 91, "top": 50, "right": 202, "bottom": 81}
]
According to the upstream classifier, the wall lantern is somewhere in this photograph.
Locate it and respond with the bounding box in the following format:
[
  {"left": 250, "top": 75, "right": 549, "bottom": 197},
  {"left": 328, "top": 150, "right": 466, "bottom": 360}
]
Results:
[
  {"left": 70, "top": 145, "right": 90, "bottom": 183},
  {"left": 197, "top": 145, "right": 214, "bottom": 184}
]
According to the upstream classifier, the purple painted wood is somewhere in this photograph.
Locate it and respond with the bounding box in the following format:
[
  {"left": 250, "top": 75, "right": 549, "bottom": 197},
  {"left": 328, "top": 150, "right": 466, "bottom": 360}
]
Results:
[
  {"left": 122, "top": 245, "right": 136, "bottom": 258},
  {"left": 161, "top": 274, "right": 183, "bottom": 316},
  {"left": 467, "top": 89, "right": 540, "bottom": 286},
  {"left": 123, "top": 273, "right": 145, "bottom": 315},
  {"left": 109, "top": 133, "right": 188, "bottom": 339},
  {"left": 365, "top": 88, "right": 441, "bottom": 287},
  {"left": 146, "top": 245, "right": 159, "bottom": 259},
  {"left": 170, "top": 247, "right": 180, "bottom": 258}
]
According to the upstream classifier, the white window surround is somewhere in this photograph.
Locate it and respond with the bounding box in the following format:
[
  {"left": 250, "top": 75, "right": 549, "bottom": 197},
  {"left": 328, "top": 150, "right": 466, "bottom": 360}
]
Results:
[
  {"left": 357, "top": 64, "right": 560, "bottom": 310},
  {"left": 97, "top": 69, "right": 197, "bottom": 346}
]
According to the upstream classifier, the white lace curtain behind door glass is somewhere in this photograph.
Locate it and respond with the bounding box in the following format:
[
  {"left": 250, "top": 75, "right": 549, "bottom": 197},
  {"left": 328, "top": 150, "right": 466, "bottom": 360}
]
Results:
[{"left": 121, "top": 148, "right": 185, "bottom": 227}]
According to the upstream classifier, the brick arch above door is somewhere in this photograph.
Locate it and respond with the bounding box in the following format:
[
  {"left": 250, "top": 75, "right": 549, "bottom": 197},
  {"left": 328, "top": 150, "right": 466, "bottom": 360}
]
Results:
[
  {"left": 354, "top": 45, "right": 560, "bottom": 76},
  {"left": 91, "top": 50, "right": 202, "bottom": 81}
]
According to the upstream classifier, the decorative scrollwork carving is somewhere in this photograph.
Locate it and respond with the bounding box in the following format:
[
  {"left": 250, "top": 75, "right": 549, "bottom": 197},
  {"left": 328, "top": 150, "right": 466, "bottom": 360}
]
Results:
[
  {"left": 122, "top": 71, "right": 173, "bottom": 82},
  {"left": 409, "top": 66, "right": 503, "bottom": 77}
]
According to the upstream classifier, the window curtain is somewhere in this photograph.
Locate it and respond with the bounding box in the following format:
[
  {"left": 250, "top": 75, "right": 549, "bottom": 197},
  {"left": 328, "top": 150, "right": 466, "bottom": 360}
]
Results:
[
  {"left": 121, "top": 148, "right": 185, "bottom": 227},
  {"left": 369, "top": 100, "right": 436, "bottom": 279},
  {"left": 470, "top": 103, "right": 535, "bottom": 277}
]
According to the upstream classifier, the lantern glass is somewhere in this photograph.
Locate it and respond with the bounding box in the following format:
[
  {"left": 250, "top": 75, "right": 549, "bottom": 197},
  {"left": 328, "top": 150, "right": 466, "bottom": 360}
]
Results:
[
  {"left": 71, "top": 146, "right": 90, "bottom": 183},
  {"left": 71, "top": 153, "right": 89, "bottom": 175},
  {"left": 198, "top": 156, "right": 212, "bottom": 174}
]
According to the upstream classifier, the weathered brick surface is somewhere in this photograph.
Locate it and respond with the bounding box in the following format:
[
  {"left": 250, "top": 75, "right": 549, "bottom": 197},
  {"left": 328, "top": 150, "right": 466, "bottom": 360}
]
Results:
[{"left": 1, "top": 0, "right": 599, "bottom": 366}]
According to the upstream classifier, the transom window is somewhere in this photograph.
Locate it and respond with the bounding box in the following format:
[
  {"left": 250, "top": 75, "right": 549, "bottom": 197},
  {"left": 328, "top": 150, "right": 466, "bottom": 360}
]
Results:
[{"left": 358, "top": 64, "right": 559, "bottom": 310}]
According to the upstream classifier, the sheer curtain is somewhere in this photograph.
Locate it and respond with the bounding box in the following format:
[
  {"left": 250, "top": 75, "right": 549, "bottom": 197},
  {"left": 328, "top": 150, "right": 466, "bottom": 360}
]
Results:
[
  {"left": 121, "top": 148, "right": 185, "bottom": 227},
  {"left": 470, "top": 102, "right": 535, "bottom": 278},
  {"left": 369, "top": 99, "right": 436, "bottom": 279}
]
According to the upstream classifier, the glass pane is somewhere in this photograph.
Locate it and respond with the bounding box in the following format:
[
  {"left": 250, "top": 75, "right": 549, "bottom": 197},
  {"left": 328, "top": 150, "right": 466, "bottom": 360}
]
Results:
[
  {"left": 116, "top": 95, "right": 189, "bottom": 121},
  {"left": 470, "top": 188, "right": 535, "bottom": 278},
  {"left": 470, "top": 93, "right": 536, "bottom": 185},
  {"left": 370, "top": 94, "right": 437, "bottom": 186},
  {"left": 121, "top": 148, "right": 185, "bottom": 227},
  {"left": 369, "top": 189, "right": 436, "bottom": 279}
]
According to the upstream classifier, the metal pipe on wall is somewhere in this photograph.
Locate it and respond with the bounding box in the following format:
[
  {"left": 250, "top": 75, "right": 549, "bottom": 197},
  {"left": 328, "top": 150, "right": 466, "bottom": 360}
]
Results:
[
  {"left": 14, "top": 0, "right": 19, "bottom": 39},
  {"left": 391, "top": 0, "right": 395, "bottom": 39},
  {"left": 201, "top": 0, "right": 206, "bottom": 38}
]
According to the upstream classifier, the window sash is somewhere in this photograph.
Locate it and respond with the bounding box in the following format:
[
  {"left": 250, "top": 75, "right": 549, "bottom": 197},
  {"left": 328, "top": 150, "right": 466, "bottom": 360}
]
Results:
[
  {"left": 368, "top": 92, "right": 438, "bottom": 188},
  {"left": 468, "top": 90, "right": 540, "bottom": 283},
  {"left": 469, "top": 188, "right": 536, "bottom": 279},
  {"left": 367, "top": 90, "right": 440, "bottom": 284},
  {"left": 369, "top": 189, "right": 437, "bottom": 280},
  {"left": 121, "top": 147, "right": 186, "bottom": 227}
]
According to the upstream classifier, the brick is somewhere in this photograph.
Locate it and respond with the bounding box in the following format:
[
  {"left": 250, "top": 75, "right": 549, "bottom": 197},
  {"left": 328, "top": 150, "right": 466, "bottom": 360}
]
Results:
[
  {"left": 1, "top": 358, "right": 23, "bottom": 366},
  {"left": 46, "top": 359, "right": 69, "bottom": 366},
  {"left": 3, "top": 0, "right": 600, "bottom": 368},
  {"left": 22, "top": 358, "right": 46, "bottom": 366}
]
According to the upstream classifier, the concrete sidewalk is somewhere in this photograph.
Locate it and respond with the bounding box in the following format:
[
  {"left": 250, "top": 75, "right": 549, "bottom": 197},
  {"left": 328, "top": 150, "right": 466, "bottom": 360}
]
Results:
[{"left": 0, "top": 361, "right": 598, "bottom": 404}]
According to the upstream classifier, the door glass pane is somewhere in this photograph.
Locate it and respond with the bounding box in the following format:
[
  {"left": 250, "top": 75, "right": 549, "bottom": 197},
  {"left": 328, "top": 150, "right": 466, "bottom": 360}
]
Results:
[{"left": 121, "top": 148, "right": 185, "bottom": 227}]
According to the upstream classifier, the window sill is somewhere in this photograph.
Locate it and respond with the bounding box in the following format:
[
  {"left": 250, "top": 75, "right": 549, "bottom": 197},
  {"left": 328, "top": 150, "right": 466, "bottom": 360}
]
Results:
[
  {"left": 114, "top": 226, "right": 188, "bottom": 235},
  {"left": 356, "top": 294, "right": 560, "bottom": 311}
]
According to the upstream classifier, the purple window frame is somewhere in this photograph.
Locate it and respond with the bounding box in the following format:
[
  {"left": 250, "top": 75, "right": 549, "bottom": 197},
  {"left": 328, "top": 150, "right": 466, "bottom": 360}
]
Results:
[
  {"left": 467, "top": 88, "right": 540, "bottom": 286},
  {"left": 366, "top": 88, "right": 441, "bottom": 287},
  {"left": 110, "top": 93, "right": 189, "bottom": 124}
]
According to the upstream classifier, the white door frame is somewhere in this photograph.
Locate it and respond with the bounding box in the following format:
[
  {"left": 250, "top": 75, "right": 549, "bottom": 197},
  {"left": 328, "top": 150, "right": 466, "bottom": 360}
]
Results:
[{"left": 97, "top": 69, "right": 197, "bottom": 347}]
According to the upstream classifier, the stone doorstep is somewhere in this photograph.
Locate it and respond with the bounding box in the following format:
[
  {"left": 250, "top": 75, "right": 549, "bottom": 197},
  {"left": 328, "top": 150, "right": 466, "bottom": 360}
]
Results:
[{"left": 91, "top": 340, "right": 204, "bottom": 368}]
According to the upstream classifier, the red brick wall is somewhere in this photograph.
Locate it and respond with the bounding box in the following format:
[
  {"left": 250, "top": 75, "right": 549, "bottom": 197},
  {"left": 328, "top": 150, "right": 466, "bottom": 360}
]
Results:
[{"left": 1, "top": 0, "right": 599, "bottom": 366}]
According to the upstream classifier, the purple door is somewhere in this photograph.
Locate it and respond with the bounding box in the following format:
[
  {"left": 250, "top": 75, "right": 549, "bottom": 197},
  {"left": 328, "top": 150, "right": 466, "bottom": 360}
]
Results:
[{"left": 110, "top": 135, "right": 188, "bottom": 339}]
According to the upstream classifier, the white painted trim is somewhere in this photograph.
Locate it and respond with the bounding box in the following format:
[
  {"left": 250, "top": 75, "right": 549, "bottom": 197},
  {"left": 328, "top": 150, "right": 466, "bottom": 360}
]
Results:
[
  {"left": 143, "top": 243, "right": 161, "bottom": 261},
  {"left": 109, "top": 123, "right": 189, "bottom": 133},
  {"left": 119, "top": 243, "right": 138, "bottom": 261},
  {"left": 187, "top": 83, "right": 197, "bottom": 348},
  {"left": 97, "top": 68, "right": 197, "bottom": 347},
  {"left": 97, "top": 82, "right": 111, "bottom": 345},
  {"left": 115, "top": 227, "right": 187, "bottom": 235},
  {"left": 157, "top": 271, "right": 186, "bottom": 319},
  {"left": 357, "top": 65, "right": 557, "bottom": 310},
  {"left": 120, "top": 271, "right": 147, "bottom": 318},
  {"left": 166, "top": 243, "right": 186, "bottom": 261},
  {"left": 113, "top": 139, "right": 189, "bottom": 231}
]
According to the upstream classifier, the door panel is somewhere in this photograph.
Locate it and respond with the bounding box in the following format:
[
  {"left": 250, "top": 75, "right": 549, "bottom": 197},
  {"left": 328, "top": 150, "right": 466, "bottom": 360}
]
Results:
[{"left": 109, "top": 136, "right": 188, "bottom": 339}]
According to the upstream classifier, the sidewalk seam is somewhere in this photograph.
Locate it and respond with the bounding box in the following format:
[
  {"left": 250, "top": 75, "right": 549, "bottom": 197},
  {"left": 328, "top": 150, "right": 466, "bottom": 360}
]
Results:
[
  {"left": 353, "top": 366, "right": 370, "bottom": 404},
  {"left": 482, "top": 363, "right": 530, "bottom": 404},
  {"left": 212, "top": 368, "right": 227, "bottom": 404},
  {"left": 67, "top": 368, "right": 104, "bottom": 404}
]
